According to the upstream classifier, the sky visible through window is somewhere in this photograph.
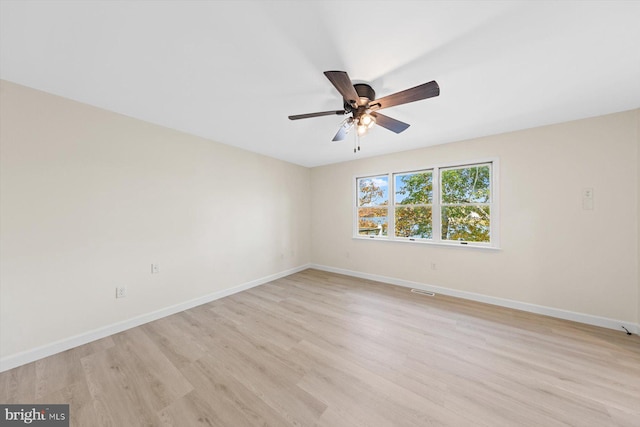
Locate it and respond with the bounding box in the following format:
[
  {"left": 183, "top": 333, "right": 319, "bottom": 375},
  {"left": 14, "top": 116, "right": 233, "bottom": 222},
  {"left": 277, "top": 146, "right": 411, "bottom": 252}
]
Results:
[
  {"left": 395, "top": 175, "right": 409, "bottom": 204},
  {"left": 358, "top": 176, "right": 388, "bottom": 206}
]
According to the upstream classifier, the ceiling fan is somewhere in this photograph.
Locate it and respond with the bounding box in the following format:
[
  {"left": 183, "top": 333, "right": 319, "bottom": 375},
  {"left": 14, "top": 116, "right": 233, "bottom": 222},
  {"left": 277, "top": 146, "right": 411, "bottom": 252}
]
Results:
[{"left": 288, "top": 71, "right": 440, "bottom": 148}]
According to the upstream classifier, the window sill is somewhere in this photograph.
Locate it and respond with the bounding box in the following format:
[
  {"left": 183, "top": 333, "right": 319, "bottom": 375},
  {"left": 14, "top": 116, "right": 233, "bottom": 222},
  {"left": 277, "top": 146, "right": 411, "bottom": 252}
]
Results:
[{"left": 352, "top": 235, "right": 501, "bottom": 250}]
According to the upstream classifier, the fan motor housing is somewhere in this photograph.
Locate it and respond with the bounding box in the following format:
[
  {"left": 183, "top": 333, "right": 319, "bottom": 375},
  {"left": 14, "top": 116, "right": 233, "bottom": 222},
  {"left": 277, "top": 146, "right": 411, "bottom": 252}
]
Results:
[{"left": 344, "top": 83, "right": 375, "bottom": 111}]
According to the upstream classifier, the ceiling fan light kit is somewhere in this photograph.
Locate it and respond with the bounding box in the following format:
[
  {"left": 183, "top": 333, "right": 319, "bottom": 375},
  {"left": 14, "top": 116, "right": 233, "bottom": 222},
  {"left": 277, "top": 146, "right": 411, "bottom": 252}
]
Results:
[{"left": 288, "top": 71, "right": 440, "bottom": 152}]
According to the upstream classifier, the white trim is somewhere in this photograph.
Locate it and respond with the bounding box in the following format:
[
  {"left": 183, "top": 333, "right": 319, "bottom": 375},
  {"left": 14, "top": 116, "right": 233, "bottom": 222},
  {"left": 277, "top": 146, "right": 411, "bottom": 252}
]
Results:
[
  {"left": 310, "top": 264, "right": 639, "bottom": 335},
  {"left": 352, "top": 235, "right": 500, "bottom": 250},
  {"left": 4, "top": 262, "right": 635, "bottom": 373},
  {"left": 0, "top": 264, "right": 311, "bottom": 373},
  {"left": 490, "top": 160, "right": 500, "bottom": 246}
]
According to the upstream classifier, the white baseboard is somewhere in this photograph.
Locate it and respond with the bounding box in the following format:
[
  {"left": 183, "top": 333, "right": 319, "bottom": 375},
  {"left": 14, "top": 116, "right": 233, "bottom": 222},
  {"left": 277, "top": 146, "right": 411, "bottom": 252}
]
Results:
[
  {"left": 3, "top": 263, "right": 636, "bottom": 373},
  {"left": 310, "top": 264, "right": 640, "bottom": 335},
  {"left": 0, "top": 264, "right": 311, "bottom": 373}
]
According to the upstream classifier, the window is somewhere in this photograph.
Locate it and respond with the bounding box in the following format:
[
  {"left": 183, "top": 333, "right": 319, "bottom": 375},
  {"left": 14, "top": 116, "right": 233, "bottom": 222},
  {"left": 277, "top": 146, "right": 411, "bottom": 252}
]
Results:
[
  {"left": 354, "top": 161, "right": 497, "bottom": 247},
  {"left": 440, "top": 164, "right": 491, "bottom": 243},
  {"left": 394, "top": 170, "right": 433, "bottom": 239},
  {"left": 357, "top": 175, "right": 388, "bottom": 236}
]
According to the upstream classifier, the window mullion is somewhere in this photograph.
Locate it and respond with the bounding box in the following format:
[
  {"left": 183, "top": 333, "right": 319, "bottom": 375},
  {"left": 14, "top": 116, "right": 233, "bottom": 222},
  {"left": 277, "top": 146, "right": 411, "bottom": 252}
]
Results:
[
  {"left": 432, "top": 167, "right": 442, "bottom": 243},
  {"left": 388, "top": 173, "right": 394, "bottom": 239}
]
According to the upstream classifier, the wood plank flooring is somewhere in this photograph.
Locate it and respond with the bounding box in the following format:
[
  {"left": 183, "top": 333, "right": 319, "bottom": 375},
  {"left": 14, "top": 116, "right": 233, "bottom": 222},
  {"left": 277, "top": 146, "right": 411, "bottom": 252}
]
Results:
[{"left": 1, "top": 269, "right": 639, "bottom": 426}]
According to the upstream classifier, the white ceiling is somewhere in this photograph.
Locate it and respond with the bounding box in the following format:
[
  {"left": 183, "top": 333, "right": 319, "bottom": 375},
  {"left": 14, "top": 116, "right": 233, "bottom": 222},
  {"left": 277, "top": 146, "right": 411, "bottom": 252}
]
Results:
[{"left": 1, "top": 1, "right": 639, "bottom": 167}]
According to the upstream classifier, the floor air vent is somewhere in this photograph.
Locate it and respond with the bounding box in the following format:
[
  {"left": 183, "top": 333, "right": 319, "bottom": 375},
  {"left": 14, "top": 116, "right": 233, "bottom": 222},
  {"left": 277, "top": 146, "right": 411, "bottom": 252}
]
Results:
[{"left": 411, "top": 289, "right": 435, "bottom": 297}]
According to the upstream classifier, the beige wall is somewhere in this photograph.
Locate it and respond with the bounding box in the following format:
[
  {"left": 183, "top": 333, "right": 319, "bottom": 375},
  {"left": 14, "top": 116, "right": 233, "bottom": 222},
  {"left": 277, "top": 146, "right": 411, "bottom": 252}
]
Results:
[
  {"left": 0, "top": 81, "right": 311, "bottom": 360},
  {"left": 311, "top": 110, "right": 639, "bottom": 325},
  {"left": 1, "top": 79, "right": 638, "bottom": 367}
]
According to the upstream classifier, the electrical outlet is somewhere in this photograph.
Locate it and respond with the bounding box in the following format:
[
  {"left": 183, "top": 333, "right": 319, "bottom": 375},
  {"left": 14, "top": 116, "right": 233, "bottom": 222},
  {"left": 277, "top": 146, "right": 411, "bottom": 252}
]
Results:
[
  {"left": 116, "top": 286, "right": 127, "bottom": 298},
  {"left": 431, "top": 262, "right": 437, "bottom": 270},
  {"left": 582, "top": 188, "right": 594, "bottom": 210},
  {"left": 151, "top": 263, "right": 159, "bottom": 274}
]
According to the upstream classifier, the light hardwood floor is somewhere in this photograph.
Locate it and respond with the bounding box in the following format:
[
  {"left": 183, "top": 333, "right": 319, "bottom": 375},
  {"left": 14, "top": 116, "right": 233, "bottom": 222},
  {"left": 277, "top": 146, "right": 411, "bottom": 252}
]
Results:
[{"left": 1, "top": 269, "right": 639, "bottom": 426}]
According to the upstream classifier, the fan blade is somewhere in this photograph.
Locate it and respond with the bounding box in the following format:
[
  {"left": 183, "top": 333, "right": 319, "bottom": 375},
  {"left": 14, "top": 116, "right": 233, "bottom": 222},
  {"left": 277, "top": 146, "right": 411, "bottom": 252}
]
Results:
[
  {"left": 288, "top": 110, "right": 345, "bottom": 120},
  {"left": 332, "top": 126, "right": 348, "bottom": 142},
  {"left": 371, "top": 112, "right": 410, "bottom": 134},
  {"left": 324, "top": 71, "right": 360, "bottom": 107},
  {"left": 369, "top": 81, "right": 439, "bottom": 111},
  {"left": 332, "top": 117, "right": 354, "bottom": 142}
]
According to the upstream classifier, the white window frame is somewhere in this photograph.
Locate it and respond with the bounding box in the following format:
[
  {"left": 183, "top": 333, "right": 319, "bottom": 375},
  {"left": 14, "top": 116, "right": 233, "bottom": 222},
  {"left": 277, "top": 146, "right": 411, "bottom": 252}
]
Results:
[
  {"left": 353, "top": 158, "right": 500, "bottom": 249},
  {"left": 355, "top": 174, "right": 390, "bottom": 237},
  {"left": 393, "top": 169, "right": 434, "bottom": 241},
  {"left": 439, "top": 162, "right": 493, "bottom": 246}
]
